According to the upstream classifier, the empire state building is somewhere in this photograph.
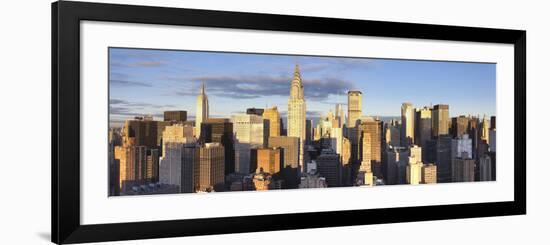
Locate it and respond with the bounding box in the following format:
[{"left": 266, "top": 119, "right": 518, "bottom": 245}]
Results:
[
  {"left": 287, "top": 65, "right": 306, "bottom": 170},
  {"left": 196, "top": 82, "right": 209, "bottom": 138}
]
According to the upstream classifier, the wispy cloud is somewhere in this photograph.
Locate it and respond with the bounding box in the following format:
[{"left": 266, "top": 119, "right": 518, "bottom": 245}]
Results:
[
  {"left": 167, "top": 74, "right": 354, "bottom": 101},
  {"left": 110, "top": 80, "right": 152, "bottom": 87},
  {"left": 109, "top": 99, "right": 175, "bottom": 109},
  {"left": 128, "top": 61, "right": 167, "bottom": 67}
]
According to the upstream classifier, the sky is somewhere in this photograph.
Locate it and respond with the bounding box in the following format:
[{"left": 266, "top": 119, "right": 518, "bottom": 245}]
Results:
[{"left": 109, "top": 47, "right": 496, "bottom": 127}]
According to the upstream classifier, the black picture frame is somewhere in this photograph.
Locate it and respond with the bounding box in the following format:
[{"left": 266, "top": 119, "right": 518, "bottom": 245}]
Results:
[{"left": 52, "top": 1, "right": 526, "bottom": 244}]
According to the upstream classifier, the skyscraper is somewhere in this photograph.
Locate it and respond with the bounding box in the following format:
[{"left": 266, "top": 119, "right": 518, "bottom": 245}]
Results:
[
  {"left": 316, "top": 149, "right": 342, "bottom": 187},
  {"left": 255, "top": 147, "right": 283, "bottom": 175},
  {"left": 401, "top": 102, "right": 415, "bottom": 146},
  {"left": 359, "top": 131, "right": 374, "bottom": 186},
  {"left": 436, "top": 135, "right": 452, "bottom": 183},
  {"left": 357, "top": 118, "right": 382, "bottom": 178},
  {"left": 145, "top": 149, "right": 159, "bottom": 182},
  {"left": 114, "top": 137, "right": 147, "bottom": 192},
  {"left": 305, "top": 119, "right": 313, "bottom": 145},
  {"left": 406, "top": 145, "right": 423, "bottom": 185},
  {"left": 415, "top": 107, "right": 432, "bottom": 148},
  {"left": 161, "top": 124, "right": 194, "bottom": 156},
  {"left": 159, "top": 142, "right": 199, "bottom": 193},
  {"left": 287, "top": 65, "right": 306, "bottom": 170},
  {"left": 246, "top": 107, "right": 264, "bottom": 116},
  {"left": 384, "top": 120, "right": 401, "bottom": 148},
  {"left": 198, "top": 143, "right": 225, "bottom": 192},
  {"left": 481, "top": 115, "right": 490, "bottom": 144},
  {"left": 335, "top": 103, "right": 345, "bottom": 128},
  {"left": 432, "top": 104, "right": 449, "bottom": 137},
  {"left": 451, "top": 115, "right": 469, "bottom": 138},
  {"left": 452, "top": 152, "right": 475, "bottom": 182},
  {"left": 231, "top": 114, "right": 264, "bottom": 146},
  {"left": 268, "top": 136, "right": 300, "bottom": 169},
  {"left": 123, "top": 117, "right": 158, "bottom": 148},
  {"left": 163, "top": 110, "right": 187, "bottom": 122},
  {"left": 452, "top": 134, "right": 473, "bottom": 159},
  {"left": 385, "top": 146, "right": 409, "bottom": 185},
  {"left": 479, "top": 154, "right": 492, "bottom": 181},
  {"left": 200, "top": 118, "right": 235, "bottom": 175},
  {"left": 347, "top": 91, "right": 362, "bottom": 128},
  {"left": 421, "top": 164, "right": 437, "bottom": 184},
  {"left": 262, "top": 106, "right": 281, "bottom": 138},
  {"left": 195, "top": 82, "right": 209, "bottom": 138}
]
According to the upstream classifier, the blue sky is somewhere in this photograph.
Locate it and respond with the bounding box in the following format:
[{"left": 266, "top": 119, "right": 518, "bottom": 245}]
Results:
[{"left": 109, "top": 47, "right": 496, "bottom": 126}]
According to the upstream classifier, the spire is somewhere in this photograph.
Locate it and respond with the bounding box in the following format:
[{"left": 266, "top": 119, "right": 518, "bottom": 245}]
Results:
[
  {"left": 289, "top": 64, "right": 304, "bottom": 100},
  {"left": 293, "top": 64, "right": 302, "bottom": 83},
  {"left": 200, "top": 81, "right": 205, "bottom": 95}
]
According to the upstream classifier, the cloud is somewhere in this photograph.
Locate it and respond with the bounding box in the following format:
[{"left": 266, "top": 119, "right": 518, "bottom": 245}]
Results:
[
  {"left": 109, "top": 99, "right": 175, "bottom": 109},
  {"left": 110, "top": 80, "right": 152, "bottom": 87},
  {"left": 167, "top": 74, "right": 355, "bottom": 101},
  {"left": 109, "top": 99, "right": 175, "bottom": 119},
  {"left": 128, "top": 61, "right": 167, "bottom": 67}
]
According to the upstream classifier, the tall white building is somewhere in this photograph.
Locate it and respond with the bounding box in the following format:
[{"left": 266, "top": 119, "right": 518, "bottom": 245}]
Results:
[
  {"left": 231, "top": 114, "right": 264, "bottom": 146},
  {"left": 401, "top": 102, "right": 415, "bottom": 146},
  {"left": 159, "top": 142, "right": 199, "bottom": 193},
  {"left": 231, "top": 114, "right": 265, "bottom": 174},
  {"left": 481, "top": 115, "right": 490, "bottom": 143},
  {"left": 347, "top": 91, "right": 362, "bottom": 128},
  {"left": 335, "top": 103, "right": 345, "bottom": 128},
  {"left": 195, "top": 82, "right": 209, "bottom": 138},
  {"left": 161, "top": 124, "right": 194, "bottom": 156},
  {"left": 288, "top": 65, "right": 306, "bottom": 170}
]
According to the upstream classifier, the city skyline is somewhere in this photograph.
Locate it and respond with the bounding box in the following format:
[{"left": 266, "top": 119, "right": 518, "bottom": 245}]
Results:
[
  {"left": 109, "top": 49, "right": 497, "bottom": 196},
  {"left": 109, "top": 48, "right": 496, "bottom": 127}
]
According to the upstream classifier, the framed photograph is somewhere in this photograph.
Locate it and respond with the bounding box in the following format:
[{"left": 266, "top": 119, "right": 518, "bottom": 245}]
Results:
[{"left": 52, "top": 1, "right": 526, "bottom": 244}]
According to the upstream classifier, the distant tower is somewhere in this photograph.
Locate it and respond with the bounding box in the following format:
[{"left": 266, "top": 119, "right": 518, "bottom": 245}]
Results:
[
  {"left": 432, "top": 104, "right": 450, "bottom": 137},
  {"left": 401, "top": 102, "right": 414, "bottom": 146},
  {"left": 195, "top": 82, "right": 209, "bottom": 138},
  {"left": 481, "top": 115, "right": 490, "bottom": 143},
  {"left": 287, "top": 64, "right": 306, "bottom": 170},
  {"left": 347, "top": 91, "right": 362, "bottom": 128}
]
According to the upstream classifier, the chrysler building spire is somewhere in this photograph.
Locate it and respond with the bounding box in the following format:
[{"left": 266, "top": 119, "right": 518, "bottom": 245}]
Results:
[
  {"left": 290, "top": 64, "right": 304, "bottom": 100},
  {"left": 287, "top": 64, "right": 306, "bottom": 171}
]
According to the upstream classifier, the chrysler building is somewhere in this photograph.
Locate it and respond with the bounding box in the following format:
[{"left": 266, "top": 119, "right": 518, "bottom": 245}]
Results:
[{"left": 287, "top": 65, "right": 306, "bottom": 170}]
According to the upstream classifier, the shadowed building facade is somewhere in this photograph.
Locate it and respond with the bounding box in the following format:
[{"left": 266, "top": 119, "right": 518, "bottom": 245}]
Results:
[
  {"left": 200, "top": 118, "right": 235, "bottom": 175},
  {"left": 198, "top": 143, "right": 225, "bottom": 192},
  {"left": 163, "top": 110, "right": 187, "bottom": 122},
  {"left": 451, "top": 115, "right": 469, "bottom": 138},
  {"left": 316, "top": 149, "right": 342, "bottom": 187}
]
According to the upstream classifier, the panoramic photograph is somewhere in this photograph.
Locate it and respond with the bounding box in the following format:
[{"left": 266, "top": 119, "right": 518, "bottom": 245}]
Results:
[{"left": 108, "top": 47, "right": 497, "bottom": 196}]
